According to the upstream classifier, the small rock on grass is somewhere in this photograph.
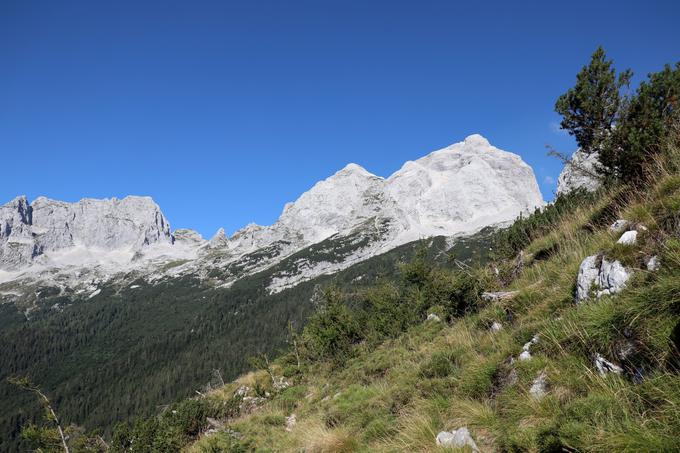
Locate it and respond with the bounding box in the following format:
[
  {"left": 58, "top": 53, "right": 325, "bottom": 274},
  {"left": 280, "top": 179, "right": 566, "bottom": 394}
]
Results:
[
  {"left": 529, "top": 371, "right": 548, "bottom": 399},
  {"left": 617, "top": 230, "right": 638, "bottom": 245},
  {"left": 436, "top": 427, "right": 479, "bottom": 452},
  {"left": 594, "top": 353, "right": 623, "bottom": 376}
]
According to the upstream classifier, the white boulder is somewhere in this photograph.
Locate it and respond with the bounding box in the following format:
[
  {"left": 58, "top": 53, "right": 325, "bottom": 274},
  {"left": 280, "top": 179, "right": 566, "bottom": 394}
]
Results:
[
  {"left": 530, "top": 371, "right": 548, "bottom": 399},
  {"left": 617, "top": 230, "right": 638, "bottom": 245},
  {"left": 436, "top": 427, "right": 479, "bottom": 451},
  {"left": 576, "top": 255, "right": 601, "bottom": 302},
  {"left": 576, "top": 255, "right": 631, "bottom": 303}
]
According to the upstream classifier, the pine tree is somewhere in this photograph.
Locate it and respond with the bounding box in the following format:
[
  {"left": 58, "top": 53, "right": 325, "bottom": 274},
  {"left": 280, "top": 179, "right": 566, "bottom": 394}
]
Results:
[
  {"left": 555, "top": 47, "right": 632, "bottom": 157},
  {"left": 603, "top": 62, "right": 680, "bottom": 180}
]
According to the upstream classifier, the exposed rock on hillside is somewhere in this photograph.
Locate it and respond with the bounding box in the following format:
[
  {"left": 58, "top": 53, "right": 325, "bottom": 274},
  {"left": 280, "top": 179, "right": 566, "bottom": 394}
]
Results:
[
  {"left": 556, "top": 149, "right": 601, "bottom": 196},
  {"left": 436, "top": 427, "right": 479, "bottom": 451},
  {"left": 576, "top": 254, "right": 631, "bottom": 303}
]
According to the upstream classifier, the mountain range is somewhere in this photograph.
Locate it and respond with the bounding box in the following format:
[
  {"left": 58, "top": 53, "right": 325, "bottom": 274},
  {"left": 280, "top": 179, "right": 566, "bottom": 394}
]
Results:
[{"left": 0, "top": 134, "right": 543, "bottom": 310}]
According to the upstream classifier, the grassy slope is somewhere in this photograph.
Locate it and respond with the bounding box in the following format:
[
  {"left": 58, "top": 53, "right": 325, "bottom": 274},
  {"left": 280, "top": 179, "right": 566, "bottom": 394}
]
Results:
[
  {"left": 0, "top": 230, "right": 494, "bottom": 452},
  {"left": 181, "top": 159, "right": 680, "bottom": 451}
]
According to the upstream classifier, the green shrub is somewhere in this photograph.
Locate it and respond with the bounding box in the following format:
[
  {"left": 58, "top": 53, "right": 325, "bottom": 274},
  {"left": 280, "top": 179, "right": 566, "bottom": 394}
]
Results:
[
  {"left": 602, "top": 62, "right": 680, "bottom": 182},
  {"left": 301, "top": 288, "right": 363, "bottom": 362}
]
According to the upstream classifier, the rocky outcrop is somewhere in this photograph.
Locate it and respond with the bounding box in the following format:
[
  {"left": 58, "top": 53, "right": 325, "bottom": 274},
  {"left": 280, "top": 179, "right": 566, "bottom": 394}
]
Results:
[
  {"left": 0, "top": 196, "right": 38, "bottom": 269},
  {"left": 576, "top": 255, "right": 631, "bottom": 303},
  {"left": 208, "top": 228, "right": 229, "bottom": 249},
  {"left": 173, "top": 229, "right": 206, "bottom": 247},
  {"left": 556, "top": 149, "right": 601, "bottom": 196},
  {"left": 0, "top": 196, "right": 172, "bottom": 270}
]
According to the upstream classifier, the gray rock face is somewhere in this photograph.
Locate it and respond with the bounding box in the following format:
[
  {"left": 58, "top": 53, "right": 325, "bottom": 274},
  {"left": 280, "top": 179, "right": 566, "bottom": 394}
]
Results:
[
  {"left": 173, "top": 229, "right": 206, "bottom": 247},
  {"left": 2, "top": 135, "right": 547, "bottom": 299},
  {"left": 556, "top": 149, "right": 601, "bottom": 196},
  {"left": 576, "top": 255, "right": 631, "bottom": 303},
  {"left": 208, "top": 227, "right": 230, "bottom": 249},
  {"left": 436, "top": 427, "right": 479, "bottom": 451},
  {"left": 0, "top": 195, "right": 172, "bottom": 270},
  {"left": 0, "top": 196, "right": 38, "bottom": 269}
]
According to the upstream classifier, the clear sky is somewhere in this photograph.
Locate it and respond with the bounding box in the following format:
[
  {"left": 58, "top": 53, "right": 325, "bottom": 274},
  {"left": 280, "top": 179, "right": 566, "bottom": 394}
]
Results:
[{"left": 2, "top": 1, "right": 679, "bottom": 238}]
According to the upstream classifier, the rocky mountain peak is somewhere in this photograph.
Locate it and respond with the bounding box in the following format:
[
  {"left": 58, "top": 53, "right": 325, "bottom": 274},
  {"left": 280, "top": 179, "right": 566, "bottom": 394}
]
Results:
[
  {"left": 336, "top": 163, "right": 378, "bottom": 178},
  {"left": 0, "top": 195, "right": 173, "bottom": 271},
  {"left": 463, "top": 133, "right": 491, "bottom": 147},
  {"left": 1, "top": 135, "right": 545, "bottom": 295}
]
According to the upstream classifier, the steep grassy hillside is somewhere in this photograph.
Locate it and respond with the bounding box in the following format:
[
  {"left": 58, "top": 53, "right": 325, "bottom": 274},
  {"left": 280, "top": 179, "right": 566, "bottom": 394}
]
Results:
[
  {"left": 95, "top": 146, "right": 680, "bottom": 452},
  {"left": 0, "top": 230, "right": 495, "bottom": 452}
]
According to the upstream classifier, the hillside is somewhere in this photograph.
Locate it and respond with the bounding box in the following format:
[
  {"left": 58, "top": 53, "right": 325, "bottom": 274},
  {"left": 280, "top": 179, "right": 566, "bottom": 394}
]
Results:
[
  {"left": 0, "top": 229, "right": 496, "bottom": 452},
  {"left": 90, "top": 140, "right": 680, "bottom": 452}
]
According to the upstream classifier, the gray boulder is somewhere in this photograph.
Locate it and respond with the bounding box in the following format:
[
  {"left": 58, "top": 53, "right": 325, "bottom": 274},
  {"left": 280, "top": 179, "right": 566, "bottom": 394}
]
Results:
[
  {"left": 597, "top": 259, "right": 630, "bottom": 297},
  {"left": 285, "top": 414, "right": 297, "bottom": 432},
  {"left": 646, "top": 255, "right": 660, "bottom": 271},
  {"left": 436, "top": 427, "right": 479, "bottom": 451},
  {"left": 617, "top": 230, "right": 638, "bottom": 245},
  {"left": 0, "top": 195, "right": 173, "bottom": 271},
  {"left": 576, "top": 255, "right": 631, "bottom": 303}
]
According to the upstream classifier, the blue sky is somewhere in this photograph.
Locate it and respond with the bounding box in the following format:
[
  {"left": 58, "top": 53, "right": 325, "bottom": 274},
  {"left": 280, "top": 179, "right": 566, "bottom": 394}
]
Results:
[{"left": 2, "top": 1, "right": 679, "bottom": 238}]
